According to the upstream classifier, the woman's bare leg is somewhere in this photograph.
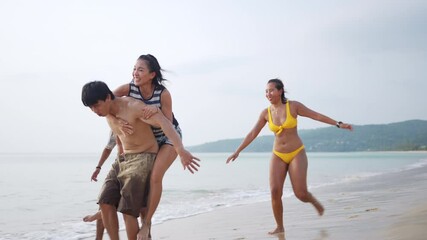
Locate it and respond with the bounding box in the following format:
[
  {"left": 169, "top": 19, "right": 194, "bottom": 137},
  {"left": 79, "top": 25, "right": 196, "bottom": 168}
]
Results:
[
  {"left": 138, "top": 144, "right": 177, "bottom": 240},
  {"left": 123, "top": 214, "right": 139, "bottom": 240},
  {"left": 288, "top": 150, "right": 324, "bottom": 216},
  {"left": 268, "top": 154, "right": 288, "bottom": 235}
]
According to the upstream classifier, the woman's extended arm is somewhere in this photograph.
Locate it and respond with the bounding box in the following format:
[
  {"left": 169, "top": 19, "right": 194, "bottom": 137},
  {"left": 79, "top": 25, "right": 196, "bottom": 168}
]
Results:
[
  {"left": 295, "top": 101, "right": 352, "bottom": 130},
  {"left": 226, "top": 109, "right": 268, "bottom": 163}
]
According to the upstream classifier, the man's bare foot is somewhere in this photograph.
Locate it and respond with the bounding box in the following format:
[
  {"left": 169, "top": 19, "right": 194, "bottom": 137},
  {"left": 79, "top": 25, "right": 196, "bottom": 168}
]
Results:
[
  {"left": 83, "top": 214, "right": 97, "bottom": 222},
  {"left": 268, "top": 226, "right": 285, "bottom": 235},
  {"left": 313, "top": 199, "right": 325, "bottom": 216},
  {"left": 137, "top": 221, "right": 151, "bottom": 240},
  {"left": 83, "top": 211, "right": 102, "bottom": 222}
]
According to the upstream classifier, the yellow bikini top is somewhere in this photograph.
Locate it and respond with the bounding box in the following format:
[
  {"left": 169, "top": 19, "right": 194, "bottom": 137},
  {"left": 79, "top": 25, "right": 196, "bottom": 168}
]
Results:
[{"left": 268, "top": 101, "right": 297, "bottom": 134}]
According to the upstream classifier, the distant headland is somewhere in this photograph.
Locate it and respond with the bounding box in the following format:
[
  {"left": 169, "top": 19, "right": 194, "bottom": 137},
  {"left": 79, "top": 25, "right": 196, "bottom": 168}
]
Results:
[{"left": 188, "top": 120, "right": 427, "bottom": 152}]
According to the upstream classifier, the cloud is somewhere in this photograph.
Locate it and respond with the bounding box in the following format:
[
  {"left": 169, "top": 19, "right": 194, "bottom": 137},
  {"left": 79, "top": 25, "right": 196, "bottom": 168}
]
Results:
[{"left": 1, "top": 0, "right": 427, "bottom": 152}]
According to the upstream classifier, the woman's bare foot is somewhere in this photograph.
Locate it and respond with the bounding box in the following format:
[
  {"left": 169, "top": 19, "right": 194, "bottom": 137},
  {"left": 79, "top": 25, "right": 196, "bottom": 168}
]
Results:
[
  {"left": 268, "top": 226, "right": 285, "bottom": 235},
  {"left": 137, "top": 221, "right": 151, "bottom": 240},
  {"left": 313, "top": 199, "right": 325, "bottom": 216}
]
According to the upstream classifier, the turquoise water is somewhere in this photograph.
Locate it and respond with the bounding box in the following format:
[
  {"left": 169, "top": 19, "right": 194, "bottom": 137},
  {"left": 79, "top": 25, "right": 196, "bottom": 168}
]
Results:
[{"left": 0, "top": 151, "right": 426, "bottom": 239}]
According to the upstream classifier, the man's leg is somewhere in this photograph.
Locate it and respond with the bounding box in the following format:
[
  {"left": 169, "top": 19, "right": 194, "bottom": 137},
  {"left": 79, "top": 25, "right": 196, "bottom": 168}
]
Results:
[
  {"left": 100, "top": 203, "right": 119, "bottom": 240},
  {"left": 117, "top": 153, "right": 156, "bottom": 240},
  {"left": 83, "top": 210, "right": 104, "bottom": 240},
  {"left": 83, "top": 210, "right": 102, "bottom": 222}
]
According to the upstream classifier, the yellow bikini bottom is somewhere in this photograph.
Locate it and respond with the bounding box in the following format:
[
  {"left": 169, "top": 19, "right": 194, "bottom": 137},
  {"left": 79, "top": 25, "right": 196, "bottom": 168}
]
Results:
[{"left": 273, "top": 145, "right": 305, "bottom": 164}]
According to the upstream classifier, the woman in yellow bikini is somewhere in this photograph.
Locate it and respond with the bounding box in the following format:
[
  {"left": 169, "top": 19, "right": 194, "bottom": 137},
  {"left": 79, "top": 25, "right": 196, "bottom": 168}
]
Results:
[{"left": 226, "top": 78, "right": 352, "bottom": 236}]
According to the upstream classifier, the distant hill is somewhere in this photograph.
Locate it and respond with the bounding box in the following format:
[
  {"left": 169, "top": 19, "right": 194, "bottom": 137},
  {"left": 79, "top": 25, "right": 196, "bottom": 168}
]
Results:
[{"left": 188, "top": 120, "right": 427, "bottom": 152}]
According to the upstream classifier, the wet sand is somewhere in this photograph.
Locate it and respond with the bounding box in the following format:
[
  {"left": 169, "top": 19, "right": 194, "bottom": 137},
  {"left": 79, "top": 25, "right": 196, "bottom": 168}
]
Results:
[
  {"left": 82, "top": 161, "right": 427, "bottom": 240},
  {"left": 143, "top": 164, "right": 427, "bottom": 240}
]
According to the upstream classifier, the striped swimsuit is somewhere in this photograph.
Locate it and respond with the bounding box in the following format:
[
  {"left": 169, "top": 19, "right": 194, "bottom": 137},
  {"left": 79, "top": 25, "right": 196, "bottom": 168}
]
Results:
[{"left": 128, "top": 82, "right": 182, "bottom": 146}]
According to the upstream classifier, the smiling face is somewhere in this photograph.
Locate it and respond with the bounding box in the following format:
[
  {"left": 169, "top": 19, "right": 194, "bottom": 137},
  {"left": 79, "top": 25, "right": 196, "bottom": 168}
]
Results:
[
  {"left": 132, "top": 59, "right": 156, "bottom": 86},
  {"left": 265, "top": 82, "right": 282, "bottom": 104}
]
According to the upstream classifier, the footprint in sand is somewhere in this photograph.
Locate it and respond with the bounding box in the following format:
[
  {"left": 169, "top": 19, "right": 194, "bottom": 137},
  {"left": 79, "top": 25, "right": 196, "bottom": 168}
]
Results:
[
  {"left": 349, "top": 215, "right": 359, "bottom": 219},
  {"left": 365, "top": 208, "right": 379, "bottom": 212}
]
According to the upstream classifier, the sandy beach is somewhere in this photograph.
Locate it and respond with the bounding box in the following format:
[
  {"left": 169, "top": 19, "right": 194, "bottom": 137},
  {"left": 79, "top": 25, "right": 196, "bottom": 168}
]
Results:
[{"left": 131, "top": 163, "right": 427, "bottom": 240}]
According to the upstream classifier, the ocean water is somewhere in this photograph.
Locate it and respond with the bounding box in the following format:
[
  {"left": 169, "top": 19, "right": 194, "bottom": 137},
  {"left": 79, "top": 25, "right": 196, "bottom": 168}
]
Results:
[{"left": 0, "top": 151, "right": 427, "bottom": 240}]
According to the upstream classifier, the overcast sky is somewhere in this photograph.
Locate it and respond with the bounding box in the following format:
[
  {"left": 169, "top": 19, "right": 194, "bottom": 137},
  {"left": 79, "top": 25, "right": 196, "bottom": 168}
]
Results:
[{"left": 1, "top": 0, "right": 426, "bottom": 153}]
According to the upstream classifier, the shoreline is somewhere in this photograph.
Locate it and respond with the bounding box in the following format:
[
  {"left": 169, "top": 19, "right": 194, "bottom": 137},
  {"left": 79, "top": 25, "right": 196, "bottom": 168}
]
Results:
[
  {"left": 74, "top": 153, "right": 427, "bottom": 240},
  {"left": 142, "top": 164, "right": 427, "bottom": 240}
]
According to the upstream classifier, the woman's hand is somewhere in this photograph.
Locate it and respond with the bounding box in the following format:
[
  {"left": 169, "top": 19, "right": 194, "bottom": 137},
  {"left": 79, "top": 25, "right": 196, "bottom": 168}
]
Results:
[
  {"left": 141, "top": 105, "right": 159, "bottom": 119},
  {"left": 118, "top": 118, "right": 134, "bottom": 135},
  {"left": 108, "top": 115, "right": 134, "bottom": 135},
  {"left": 177, "top": 148, "right": 201, "bottom": 174},
  {"left": 226, "top": 152, "right": 239, "bottom": 164},
  {"left": 339, "top": 122, "right": 353, "bottom": 131}
]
